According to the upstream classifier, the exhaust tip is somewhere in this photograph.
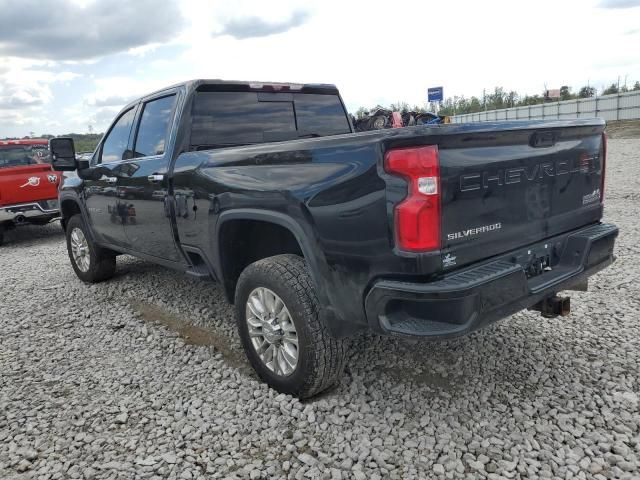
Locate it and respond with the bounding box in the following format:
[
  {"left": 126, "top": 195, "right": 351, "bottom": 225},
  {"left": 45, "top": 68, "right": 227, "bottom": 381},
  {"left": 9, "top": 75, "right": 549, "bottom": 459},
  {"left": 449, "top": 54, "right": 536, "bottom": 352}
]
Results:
[{"left": 14, "top": 214, "right": 26, "bottom": 225}]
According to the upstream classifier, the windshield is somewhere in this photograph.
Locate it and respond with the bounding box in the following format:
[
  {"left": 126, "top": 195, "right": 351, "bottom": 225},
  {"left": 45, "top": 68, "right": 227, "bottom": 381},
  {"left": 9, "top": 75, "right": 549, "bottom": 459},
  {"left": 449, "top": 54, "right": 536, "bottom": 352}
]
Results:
[
  {"left": 190, "top": 91, "right": 351, "bottom": 149},
  {"left": 0, "top": 144, "right": 51, "bottom": 169}
]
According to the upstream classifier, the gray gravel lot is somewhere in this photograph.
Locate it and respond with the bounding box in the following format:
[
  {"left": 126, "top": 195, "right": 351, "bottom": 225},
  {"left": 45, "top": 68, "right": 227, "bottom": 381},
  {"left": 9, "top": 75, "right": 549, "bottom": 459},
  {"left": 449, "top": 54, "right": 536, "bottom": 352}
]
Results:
[{"left": 1, "top": 140, "right": 639, "bottom": 480}]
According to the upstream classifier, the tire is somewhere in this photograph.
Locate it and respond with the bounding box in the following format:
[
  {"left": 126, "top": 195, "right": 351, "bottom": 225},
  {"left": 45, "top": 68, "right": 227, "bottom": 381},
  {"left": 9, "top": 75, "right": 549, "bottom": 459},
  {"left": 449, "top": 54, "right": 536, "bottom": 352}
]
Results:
[
  {"left": 370, "top": 115, "right": 388, "bottom": 130},
  {"left": 235, "top": 254, "right": 347, "bottom": 398},
  {"left": 65, "top": 214, "right": 116, "bottom": 283}
]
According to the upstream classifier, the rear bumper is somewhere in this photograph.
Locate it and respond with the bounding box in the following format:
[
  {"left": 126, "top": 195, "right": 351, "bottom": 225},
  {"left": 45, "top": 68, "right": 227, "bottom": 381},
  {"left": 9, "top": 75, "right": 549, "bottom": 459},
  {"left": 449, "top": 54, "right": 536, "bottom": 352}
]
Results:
[
  {"left": 0, "top": 200, "right": 59, "bottom": 223},
  {"left": 364, "top": 223, "right": 618, "bottom": 338}
]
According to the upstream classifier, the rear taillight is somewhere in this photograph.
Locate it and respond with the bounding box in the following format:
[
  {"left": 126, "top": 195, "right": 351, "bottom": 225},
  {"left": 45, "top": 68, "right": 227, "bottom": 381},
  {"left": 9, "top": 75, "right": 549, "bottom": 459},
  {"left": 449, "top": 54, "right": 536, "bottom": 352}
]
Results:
[
  {"left": 601, "top": 132, "right": 607, "bottom": 203},
  {"left": 384, "top": 145, "right": 441, "bottom": 252}
]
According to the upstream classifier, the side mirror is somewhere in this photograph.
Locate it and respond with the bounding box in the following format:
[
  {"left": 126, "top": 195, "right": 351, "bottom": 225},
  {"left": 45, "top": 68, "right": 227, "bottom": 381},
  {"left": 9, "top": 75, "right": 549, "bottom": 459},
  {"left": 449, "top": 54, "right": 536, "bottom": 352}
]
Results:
[{"left": 49, "top": 137, "right": 77, "bottom": 171}]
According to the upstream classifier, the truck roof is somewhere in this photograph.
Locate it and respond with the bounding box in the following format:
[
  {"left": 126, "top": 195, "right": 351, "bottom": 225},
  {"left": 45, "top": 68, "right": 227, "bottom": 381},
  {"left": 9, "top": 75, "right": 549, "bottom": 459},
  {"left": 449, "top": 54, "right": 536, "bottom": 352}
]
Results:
[{"left": 126, "top": 79, "right": 340, "bottom": 108}]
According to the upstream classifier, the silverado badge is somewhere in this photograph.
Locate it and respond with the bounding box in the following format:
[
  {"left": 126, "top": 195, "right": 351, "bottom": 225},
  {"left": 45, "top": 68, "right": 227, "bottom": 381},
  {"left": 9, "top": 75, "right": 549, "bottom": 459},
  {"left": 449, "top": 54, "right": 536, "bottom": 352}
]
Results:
[{"left": 20, "top": 176, "right": 40, "bottom": 188}]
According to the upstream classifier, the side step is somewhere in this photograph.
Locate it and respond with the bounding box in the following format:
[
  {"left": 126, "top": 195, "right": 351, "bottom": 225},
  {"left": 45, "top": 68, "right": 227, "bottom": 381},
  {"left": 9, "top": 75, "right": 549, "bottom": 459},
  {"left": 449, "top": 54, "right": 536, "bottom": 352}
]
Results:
[
  {"left": 184, "top": 250, "right": 213, "bottom": 280},
  {"left": 185, "top": 263, "right": 211, "bottom": 279}
]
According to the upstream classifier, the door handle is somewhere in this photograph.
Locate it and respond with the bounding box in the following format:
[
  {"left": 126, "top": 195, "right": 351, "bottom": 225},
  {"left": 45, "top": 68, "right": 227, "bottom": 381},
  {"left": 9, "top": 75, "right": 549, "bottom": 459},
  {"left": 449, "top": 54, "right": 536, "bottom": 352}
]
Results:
[
  {"left": 105, "top": 177, "right": 117, "bottom": 184},
  {"left": 148, "top": 174, "right": 165, "bottom": 183}
]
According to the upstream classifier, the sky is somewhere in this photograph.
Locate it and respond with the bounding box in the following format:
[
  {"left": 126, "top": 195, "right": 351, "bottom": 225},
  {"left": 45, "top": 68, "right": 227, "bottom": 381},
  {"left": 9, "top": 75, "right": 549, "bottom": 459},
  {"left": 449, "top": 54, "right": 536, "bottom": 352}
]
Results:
[{"left": 0, "top": 0, "right": 639, "bottom": 137}]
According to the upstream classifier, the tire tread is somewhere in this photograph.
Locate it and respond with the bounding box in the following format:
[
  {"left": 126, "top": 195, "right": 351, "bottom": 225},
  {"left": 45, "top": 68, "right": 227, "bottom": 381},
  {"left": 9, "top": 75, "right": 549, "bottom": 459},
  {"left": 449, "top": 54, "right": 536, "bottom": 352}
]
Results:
[
  {"left": 66, "top": 214, "right": 116, "bottom": 283},
  {"left": 236, "top": 254, "right": 346, "bottom": 398}
]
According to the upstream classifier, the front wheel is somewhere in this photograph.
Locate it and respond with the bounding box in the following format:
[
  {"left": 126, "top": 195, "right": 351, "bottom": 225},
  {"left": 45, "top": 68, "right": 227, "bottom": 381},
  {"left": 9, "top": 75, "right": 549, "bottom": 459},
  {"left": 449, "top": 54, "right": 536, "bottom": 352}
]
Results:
[
  {"left": 65, "top": 214, "right": 116, "bottom": 283},
  {"left": 235, "top": 254, "right": 347, "bottom": 398}
]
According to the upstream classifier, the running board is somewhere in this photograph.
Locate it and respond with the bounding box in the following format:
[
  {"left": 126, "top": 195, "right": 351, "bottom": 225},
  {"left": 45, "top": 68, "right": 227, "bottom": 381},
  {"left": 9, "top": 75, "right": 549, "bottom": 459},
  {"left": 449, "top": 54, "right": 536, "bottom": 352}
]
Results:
[{"left": 185, "top": 263, "right": 212, "bottom": 279}]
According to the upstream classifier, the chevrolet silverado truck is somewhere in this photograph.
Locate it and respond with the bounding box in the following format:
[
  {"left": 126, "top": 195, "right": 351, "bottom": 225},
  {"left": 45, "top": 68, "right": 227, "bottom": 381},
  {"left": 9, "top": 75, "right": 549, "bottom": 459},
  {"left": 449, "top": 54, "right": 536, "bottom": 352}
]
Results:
[
  {"left": 50, "top": 80, "right": 617, "bottom": 398},
  {"left": 0, "top": 139, "right": 62, "bottom": 245}
]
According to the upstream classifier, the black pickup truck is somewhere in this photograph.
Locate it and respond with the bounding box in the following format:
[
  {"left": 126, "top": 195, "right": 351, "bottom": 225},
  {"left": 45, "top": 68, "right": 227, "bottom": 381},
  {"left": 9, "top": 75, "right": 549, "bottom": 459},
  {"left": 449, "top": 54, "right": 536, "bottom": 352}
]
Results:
[{"left": 50, "top": 79, "right": 618, "bottom": 398}]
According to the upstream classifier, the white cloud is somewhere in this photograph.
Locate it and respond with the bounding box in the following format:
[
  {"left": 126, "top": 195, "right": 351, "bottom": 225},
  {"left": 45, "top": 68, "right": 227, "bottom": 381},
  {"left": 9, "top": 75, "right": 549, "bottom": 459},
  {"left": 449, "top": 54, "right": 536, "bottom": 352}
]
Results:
[
  {"left": 0, "top": 57, "right": 83, "bottom": 134},
  {"left": 598, "top": 0, "right": 640, "bottom": 8},
  {"left": 0, "top": 0, "right": 185, "bottom": 60},
  {"left": 2, "top": 0, "right": 640, "bottom": 137}
]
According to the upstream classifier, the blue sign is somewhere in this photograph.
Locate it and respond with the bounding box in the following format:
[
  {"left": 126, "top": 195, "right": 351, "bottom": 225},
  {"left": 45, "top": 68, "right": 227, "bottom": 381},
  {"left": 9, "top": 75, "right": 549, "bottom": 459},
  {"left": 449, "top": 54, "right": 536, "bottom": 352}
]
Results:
[{"left": 428, "top": 86, "right": 444, "bottom": 102}]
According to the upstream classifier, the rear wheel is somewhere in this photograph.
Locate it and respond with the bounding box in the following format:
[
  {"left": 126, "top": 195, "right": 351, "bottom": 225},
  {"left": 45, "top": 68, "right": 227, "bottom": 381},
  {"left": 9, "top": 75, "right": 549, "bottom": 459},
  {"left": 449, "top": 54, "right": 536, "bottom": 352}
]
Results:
[
  {"left": 235, "top": 254, "right": 347, "bottom": 398},
  {"left": 65, "top": 214, "right": 116, "bottom": 283}
]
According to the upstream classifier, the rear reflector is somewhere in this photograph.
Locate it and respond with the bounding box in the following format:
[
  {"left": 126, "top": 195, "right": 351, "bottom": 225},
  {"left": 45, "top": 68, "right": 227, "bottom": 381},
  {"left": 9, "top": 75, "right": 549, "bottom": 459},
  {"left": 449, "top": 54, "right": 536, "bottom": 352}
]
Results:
[
  {"left": 384, "top": 145, "right": 441, "bottom": 252},
  {"left": 601, "top": 132, "right": 607, "bottom": 202}
]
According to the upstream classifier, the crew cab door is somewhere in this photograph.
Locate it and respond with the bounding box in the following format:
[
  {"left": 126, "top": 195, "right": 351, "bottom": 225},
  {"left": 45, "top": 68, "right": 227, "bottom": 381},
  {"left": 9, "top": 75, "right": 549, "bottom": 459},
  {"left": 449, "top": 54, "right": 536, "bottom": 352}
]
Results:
[
  {"left": 84, "top": 106, "right": 137, "bottom": 247},
  {"left": 118, "top": 92, "right": 184, "bottom": 262}
]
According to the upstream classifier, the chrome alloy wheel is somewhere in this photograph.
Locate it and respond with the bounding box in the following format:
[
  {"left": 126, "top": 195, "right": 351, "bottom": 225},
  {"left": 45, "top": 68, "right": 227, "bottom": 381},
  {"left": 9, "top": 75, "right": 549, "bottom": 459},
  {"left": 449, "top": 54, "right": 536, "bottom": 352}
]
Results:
[
  {"left": 246, "top": 287, "right": 299, "bottom": 376},
  {"left": 70, "top": 227, "right": 90, "bottom": 272}
]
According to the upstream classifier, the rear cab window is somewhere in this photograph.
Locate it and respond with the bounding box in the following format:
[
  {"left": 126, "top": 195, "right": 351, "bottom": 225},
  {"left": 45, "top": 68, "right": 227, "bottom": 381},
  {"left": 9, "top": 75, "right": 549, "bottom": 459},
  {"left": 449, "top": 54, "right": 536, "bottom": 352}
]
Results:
[
  {"left": 190, "top": 88, "right": 351, "bottom": 150},
  {"left": 0, "top": 143, "right": 50, "bottom": 169}
]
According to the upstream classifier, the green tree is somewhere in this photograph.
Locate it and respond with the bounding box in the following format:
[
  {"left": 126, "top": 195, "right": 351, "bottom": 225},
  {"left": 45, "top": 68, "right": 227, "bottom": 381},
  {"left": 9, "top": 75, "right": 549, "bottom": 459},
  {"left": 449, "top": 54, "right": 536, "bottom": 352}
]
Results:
[
  {"left": 633, "top": 81, "right": 640, "bottom": 91},
  {"left": 578, "top": 86, "right": 596, "bottom": 98},
  {"left": 518, "top": 95, "right": 544, "bottom": 106},
  {"left": 354, "top": 107, "right": 369, "bottom": 119},
  {"left": 390, "top": 102, "right": 410, "bottom": 113},
  {"left": 602, "top": 83, "right": 619, "bottom": 95},
  {"left": 560, "top": 86, "right": 575, "bottom": 101},
  {"left": 485, "top": 87, "right": 507, "bottom": 110},
  {"left": 468, "top": 96, "right": 482, "bottom": 113}
]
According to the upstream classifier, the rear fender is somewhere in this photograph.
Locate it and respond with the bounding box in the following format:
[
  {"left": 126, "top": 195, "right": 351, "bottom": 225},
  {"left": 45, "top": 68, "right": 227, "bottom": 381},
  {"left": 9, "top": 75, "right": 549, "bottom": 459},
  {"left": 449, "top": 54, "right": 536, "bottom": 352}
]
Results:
[{"left": 215, "top": 209, "right": 359, "bottom": 338}]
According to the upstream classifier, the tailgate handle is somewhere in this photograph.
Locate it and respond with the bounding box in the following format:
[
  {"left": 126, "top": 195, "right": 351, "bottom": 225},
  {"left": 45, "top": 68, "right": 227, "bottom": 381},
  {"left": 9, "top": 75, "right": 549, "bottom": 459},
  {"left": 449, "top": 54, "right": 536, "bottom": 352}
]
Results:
[{"left": 530, "top": 131, "right": 557, "bottom": 148}]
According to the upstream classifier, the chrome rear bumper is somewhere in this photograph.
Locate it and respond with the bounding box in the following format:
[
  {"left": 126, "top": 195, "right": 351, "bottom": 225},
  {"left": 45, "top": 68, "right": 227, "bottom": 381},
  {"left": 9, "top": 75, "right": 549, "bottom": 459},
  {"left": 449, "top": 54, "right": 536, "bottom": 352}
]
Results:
[{"left": 0, "top": 200, "right": 59, "bottom": 223}]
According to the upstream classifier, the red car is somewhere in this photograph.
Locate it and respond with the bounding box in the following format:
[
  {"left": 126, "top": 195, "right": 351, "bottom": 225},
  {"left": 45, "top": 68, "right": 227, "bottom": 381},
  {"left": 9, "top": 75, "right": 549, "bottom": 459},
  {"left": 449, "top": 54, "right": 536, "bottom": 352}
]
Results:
[{"left": 0, "top": 139, "right": 62, "bottom": 245}]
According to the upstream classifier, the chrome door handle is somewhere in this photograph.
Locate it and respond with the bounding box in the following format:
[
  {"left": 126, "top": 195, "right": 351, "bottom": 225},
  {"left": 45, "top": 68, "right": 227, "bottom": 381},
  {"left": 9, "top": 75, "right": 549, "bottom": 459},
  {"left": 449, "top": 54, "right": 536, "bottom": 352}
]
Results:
[
  {"left": 105, "top": 177, "right": 117, "bottom": 184},
  {"left": 148, "top": 174, "right": 165, "bottom": 183}
]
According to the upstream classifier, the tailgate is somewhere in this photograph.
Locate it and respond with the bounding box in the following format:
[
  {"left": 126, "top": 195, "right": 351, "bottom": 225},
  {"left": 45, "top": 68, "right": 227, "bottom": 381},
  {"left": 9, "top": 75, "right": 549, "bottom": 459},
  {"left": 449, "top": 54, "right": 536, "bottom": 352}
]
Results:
[
  {"left": 0, "top": 164, "right": 61, "bottom": 206},
  {"left": 439, "top": 121, "right": 605, "bottom": 269}
]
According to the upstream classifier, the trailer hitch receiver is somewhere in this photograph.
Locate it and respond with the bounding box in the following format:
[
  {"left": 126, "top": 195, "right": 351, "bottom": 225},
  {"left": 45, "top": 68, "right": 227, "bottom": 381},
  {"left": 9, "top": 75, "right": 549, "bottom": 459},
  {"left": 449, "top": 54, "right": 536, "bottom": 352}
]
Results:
[{"left": 530, "top": 295, "right": 571, "bottom": 318}]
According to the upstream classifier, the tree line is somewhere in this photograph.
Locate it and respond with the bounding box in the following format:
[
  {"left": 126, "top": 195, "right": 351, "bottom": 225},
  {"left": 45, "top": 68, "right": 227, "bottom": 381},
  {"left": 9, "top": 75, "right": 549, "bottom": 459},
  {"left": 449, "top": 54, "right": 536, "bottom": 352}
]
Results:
[
  {"left": 2, "top": 133, "right": 103, "bottom": 152},
  {"left": 354, "top": 81, "right": 640, "bottom": 118}
]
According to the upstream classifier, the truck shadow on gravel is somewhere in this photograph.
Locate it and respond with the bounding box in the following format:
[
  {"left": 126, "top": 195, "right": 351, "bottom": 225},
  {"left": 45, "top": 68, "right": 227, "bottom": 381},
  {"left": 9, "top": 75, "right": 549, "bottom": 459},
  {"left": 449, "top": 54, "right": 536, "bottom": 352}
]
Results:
[
  {"left": 0, "top": 222, "right": 64, "bottom": 247},
  {"left": 113, "top": 258, "right": 567, "bottom": 404},
  {"left": 118, "top": 257, "right": 552, "bottom": 401}
]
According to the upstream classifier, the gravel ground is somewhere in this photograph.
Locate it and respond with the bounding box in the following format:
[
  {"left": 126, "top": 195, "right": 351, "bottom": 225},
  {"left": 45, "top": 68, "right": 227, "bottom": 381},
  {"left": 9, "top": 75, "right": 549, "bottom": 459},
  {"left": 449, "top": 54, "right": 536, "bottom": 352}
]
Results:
[{"left": 1, "top": 140, "right": 639, "bottom": 480}]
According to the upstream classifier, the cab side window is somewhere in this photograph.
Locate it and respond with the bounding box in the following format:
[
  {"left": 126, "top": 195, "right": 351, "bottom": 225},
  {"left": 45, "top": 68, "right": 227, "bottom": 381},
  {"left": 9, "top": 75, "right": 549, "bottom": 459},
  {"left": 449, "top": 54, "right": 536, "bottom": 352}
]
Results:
[
  {"left": 133, "top": 95, "right": 177, "bottom": 158},
  {"left": 101, "top": 107, "right": 136, "bottom": 164}
]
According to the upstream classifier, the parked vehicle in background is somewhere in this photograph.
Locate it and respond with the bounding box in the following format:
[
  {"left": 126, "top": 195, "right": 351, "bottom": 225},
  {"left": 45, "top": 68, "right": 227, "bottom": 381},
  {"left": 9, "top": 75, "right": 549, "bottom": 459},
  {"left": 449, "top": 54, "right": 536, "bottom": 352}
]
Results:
[
  {"left": 0, "top": 139, "right": 62, "bottom": 245},
  {"left": 353, "top": 106, "right": 394, "bottom": 131},
  {"left": 354, "top": 108, "right": 450, "bottom": 132},
  {"left": 51, "top": 79, "right": 617, "bottom": 398}
]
